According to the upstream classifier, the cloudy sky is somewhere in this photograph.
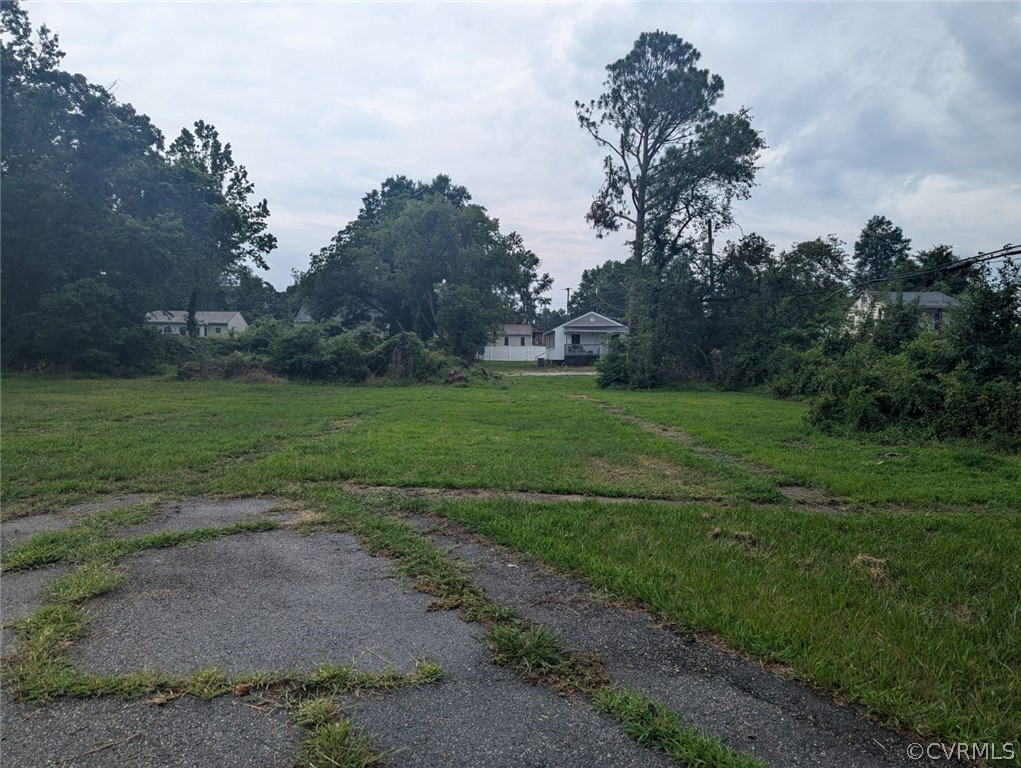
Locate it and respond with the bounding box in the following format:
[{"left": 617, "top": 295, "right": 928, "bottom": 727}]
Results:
[{"left": 25, "top": 1, "right": 1021, "bottom": 305}]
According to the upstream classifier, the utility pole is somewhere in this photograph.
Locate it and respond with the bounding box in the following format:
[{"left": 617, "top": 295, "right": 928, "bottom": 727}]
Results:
[
  {"left": 706, "top": 219, "right": 715, "bottom": 298},
  {"left": 564, "top": 287, "right": 571, "bottom": 312}
]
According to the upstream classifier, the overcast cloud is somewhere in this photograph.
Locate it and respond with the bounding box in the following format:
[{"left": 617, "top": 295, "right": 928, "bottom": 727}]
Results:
[{"left": 25, "top": 1, "right": 1021, "bottom": 305}]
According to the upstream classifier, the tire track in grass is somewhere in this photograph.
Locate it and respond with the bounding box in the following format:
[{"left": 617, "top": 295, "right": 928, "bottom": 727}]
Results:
[{"left": 575, "top": 395, "right": 861, "bottom": 515}]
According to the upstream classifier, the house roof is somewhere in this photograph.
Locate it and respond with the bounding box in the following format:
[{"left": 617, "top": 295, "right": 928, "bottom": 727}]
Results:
[
  {"left": 547, "top": 311, "right": 628, "bottom": 334},
  {"left": 499, "top": 324, "right": 542, "bottom": 335},
  {"left": 146, "top": 311, "right": 246, "bottom": 325},
  {"left": 294, "top": 306, "right": 314, "bottom": 323},
  {"left": 866, "top": 291, "right": 961, "bottom": 309}
]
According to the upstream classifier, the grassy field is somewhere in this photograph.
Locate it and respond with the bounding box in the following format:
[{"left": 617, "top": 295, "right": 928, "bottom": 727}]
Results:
[{"left": 2, "top": 373, "right": 1018, "bottom": 749}]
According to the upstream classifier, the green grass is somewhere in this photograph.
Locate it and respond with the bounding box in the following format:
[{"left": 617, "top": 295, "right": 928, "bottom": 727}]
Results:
[
  {"left": 44, "top": 563, "right": 124, "bottom": 603},
  {"left": 594, "top": 688, "right": 768, "bottom": 768},
  {"left": 432, "top": 496, "right": 1021, "bottom": 744},
  {"left": 2, "top": 373, "right": 1019, "bottom": 750},
  {"left": 0, "top": 377, "right": 778, "bottom": 512},
  {"left": 2, "top": 519, "right": 278, "bottom": 572},
  {"left": 589, "top": 386, "right": 1021, "bottom": 509},
  {"left": 297, "top": 718, "right": 383, "bottom": 768}
]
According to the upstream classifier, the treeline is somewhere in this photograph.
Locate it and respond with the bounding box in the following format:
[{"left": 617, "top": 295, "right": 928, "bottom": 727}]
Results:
[
  {"left": 1, "top": 3, "right": 550, "bottom": 376},
  {"left": 592, "top": 224, "right": 1019, "bottom": 441},
  {"left": 1, "top": 2, "right": 285, "bottom": 373}
]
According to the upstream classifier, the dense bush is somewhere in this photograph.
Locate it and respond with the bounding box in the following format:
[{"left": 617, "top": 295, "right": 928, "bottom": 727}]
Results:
[
  {"left": 2, "top": 279, "right": 170, "bottom": 375},
  {"left": 595, "top": 336, "right": 632, "bottom": 388},
  {"left": 797, "top": 262, "right": 1021, "bottom": 442},
  {"left": 182, "top": 321, "right": 459, "bottom": 384},
  {"left": 368, "top": 333, "right": 454, "bottom": 382}
]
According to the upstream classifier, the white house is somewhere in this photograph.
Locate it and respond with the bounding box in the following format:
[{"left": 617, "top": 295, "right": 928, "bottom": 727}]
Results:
[
  {"left": 479, "top": 324, "right": 546, "bottom": 362},
  {"left": 538, "top": 311, "right": 628, "bottom": 366},
  {"left": 850, "top": 291, "right": 960, "bottom": 331},
  {"left": 146, "top": 311, "right": 248, "bottom": 338}
]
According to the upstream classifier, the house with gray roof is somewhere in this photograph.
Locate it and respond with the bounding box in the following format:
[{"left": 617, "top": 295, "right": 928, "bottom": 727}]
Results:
[
  {"left": 146, "top": 311, "right": 248, "bottom": 338},
  {"left": 537, "top": 311, "right": 628, "bottom": 366},
  {"left": 851, "top": 291, "right": 961, "bottom": 331}
]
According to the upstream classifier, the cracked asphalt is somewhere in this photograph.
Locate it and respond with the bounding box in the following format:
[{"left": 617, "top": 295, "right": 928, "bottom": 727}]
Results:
[{"left": 1, "top": 497, "right": 933, "bottom": 766}]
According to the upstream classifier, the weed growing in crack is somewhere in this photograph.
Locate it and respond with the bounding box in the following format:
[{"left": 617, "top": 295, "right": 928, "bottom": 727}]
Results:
[
  {"left": 2, "top": 518, "right": 277, "bottom": 572},
  {"left": 44, "top": 563, "right": 124, "bottom": 604},
  {"left": 487, "top": 623, "right": 568, "bottom": 677},
  {"left": 298, "top": 718, "right": 383, "bottom": 768},
  {"left": 593, "top": 687, "right": 769, "bottom": 768}
]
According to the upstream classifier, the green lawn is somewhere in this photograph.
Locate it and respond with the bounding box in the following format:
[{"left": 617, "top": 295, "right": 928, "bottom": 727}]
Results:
[
  {"left": 578, "top": 381, "right": 1021, "bottom": 510},
  {"left": 2, "top": 373, "right": 1018, "bottom": 749}
]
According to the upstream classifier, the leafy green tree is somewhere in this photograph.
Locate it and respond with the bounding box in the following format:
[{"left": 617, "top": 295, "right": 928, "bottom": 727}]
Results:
[
  {"left": 1, "top": 1, "right": 277, "bottom": 369},
  {"left": 569, "top": 260, "right": 629, "bottom": 319},
  {"left": 302, "top": 175, "right": 550, "bottom": 357},
  {"left": 944, "top": 259, "right": 1021, "bottom": 380},
  {"left": 903, "top": 245, "right": 971, "bottom": 294},
  {"left": 164, "top": 120, "right": 277, "bottom": 334},
  {"left": 852, "top": 215, "right": 912, "bottom": 287}
]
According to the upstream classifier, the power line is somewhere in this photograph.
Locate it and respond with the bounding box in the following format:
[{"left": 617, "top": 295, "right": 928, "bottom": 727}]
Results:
[{"left": 812, "top": 244, "right": 1019, "bottom": 307}]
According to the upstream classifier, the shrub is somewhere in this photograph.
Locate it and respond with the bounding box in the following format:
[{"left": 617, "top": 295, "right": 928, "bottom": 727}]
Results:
[
  {"left": 368, "top": 333, "right": 452, "bottom": 382},
  {"left": 268, "top": 324, "right": 331, "bottom": 378}
]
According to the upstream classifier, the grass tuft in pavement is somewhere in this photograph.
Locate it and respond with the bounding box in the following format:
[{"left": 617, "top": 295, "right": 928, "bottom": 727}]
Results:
[
  {"left": 44, "top": 563, "right": 124, "bottom": 604},
  {"left": 2, "top": 518, "right": 278, "bottom": 572},
  {"left": 593, "top": 687, "right": 769, "bottom": 768},
  {"left": 298, "top": 718, "right": 383, "bottom": 768}
]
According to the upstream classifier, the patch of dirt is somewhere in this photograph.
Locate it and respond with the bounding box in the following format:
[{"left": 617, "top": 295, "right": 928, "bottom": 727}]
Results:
[
  {"left": 342, "top": 483, "right": 739, "bottom": 508},
  {"left": 851, "top": 554, "right": 890, "bottom": 586},
  {"left": 778, "top": 485, "right": 858, "bottom": 515}
]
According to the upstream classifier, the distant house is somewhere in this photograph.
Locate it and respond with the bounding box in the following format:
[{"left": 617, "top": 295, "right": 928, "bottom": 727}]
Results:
[
  {"left": 851, "top": 291, "right": 961, "bottom": 331},
  {"left": 146, "top": 311, "right": 248, "bottom": 337},
  {"left": 538, "top": 311, "right": 628, "bottom": 366},
  {"left": 479, "top": 324, "right": 546, "bottom": 362},
  {"left": 294, "top": 306, "right": 314, "bottom": 324}
]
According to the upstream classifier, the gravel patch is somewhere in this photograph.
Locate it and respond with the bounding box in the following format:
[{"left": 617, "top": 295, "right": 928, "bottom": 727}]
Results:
[
  {"left": 72, "top": 530, "right": 481, "bottom": 677},
  {"left": 1, "top": 565, "right": 70, "bottom": 624}
]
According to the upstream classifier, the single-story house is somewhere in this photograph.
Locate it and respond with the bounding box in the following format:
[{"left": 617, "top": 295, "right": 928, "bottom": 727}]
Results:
[
  {"left": 145, "top": 311, "right": 248, "bottom": 337},
  {"left": 479, "top": 324, "right": 546, "bottom": 362},
  {"left": 850, "top": 291, "right": 960, "bottom": 331},
  {"left": 538, "top": 311, "right": 628, "bottom": 366}
]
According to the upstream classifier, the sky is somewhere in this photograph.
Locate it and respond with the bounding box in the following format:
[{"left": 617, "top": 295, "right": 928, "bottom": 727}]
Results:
[{"left": 23, "top": 1, "right": 1021, "bottom": 307}]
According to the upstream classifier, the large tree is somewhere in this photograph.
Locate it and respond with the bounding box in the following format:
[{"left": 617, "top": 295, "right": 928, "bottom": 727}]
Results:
[
  {"left": 852, "top": 215, "right": 912, "bottom": 287},
  {"left": 302, "top": 175, "right": 551, "bottom": 359},
  {"left": 577, "top": 30, "right": 763, "bottom": 385}
]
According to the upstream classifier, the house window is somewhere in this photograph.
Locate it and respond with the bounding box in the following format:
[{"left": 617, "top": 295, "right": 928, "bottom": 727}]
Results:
[
  {"left": 504, "top": 337, "right": 509, "bottom": 346},
  {"left": 215, "top": 327, "right": 222, "bottom": 334},
  {"left": 519, "top": 337, "right": 525, "bottom": 346},
  {"left": 532, "top": 332, "right": 543, "bottom": 346},
  {"left": 163, "top": 325, "right": 171, "bottom": 334},
  {"left": 179, "top": 327, "right": 187, "bottom": 335},
  {"left": 571, "top": 334, "right": 581, "bottom": 345}
]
